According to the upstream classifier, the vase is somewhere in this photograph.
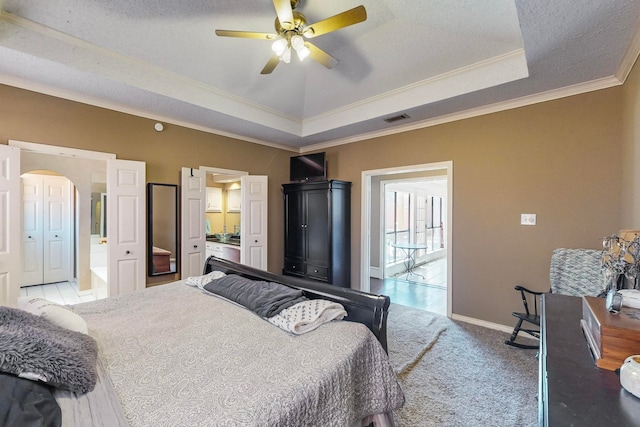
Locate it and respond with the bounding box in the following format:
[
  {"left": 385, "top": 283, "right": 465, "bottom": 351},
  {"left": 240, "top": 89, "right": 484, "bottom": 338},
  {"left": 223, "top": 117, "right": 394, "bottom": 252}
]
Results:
[{"left": 620, "top": 355, "right": 640, "bottom": 399}]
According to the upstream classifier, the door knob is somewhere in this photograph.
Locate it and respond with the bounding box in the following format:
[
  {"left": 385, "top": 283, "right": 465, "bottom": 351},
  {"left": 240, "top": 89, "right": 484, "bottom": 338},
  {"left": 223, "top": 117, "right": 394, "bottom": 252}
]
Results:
[
  {"left": 55, "top": 235, "right": 59, "bottom": 238},
  {"left": 125, "top": 250, "right": 130, "bottom": 254},
  {"left": 194, "top": 245, "right": 198, "bottom": 249}
]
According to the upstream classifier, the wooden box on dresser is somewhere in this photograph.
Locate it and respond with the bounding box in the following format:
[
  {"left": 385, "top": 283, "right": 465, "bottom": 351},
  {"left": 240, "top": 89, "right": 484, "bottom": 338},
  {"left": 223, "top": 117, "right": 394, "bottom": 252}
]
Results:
[
  {"left": 282, "top": 180, "right": 351, "bottom": 287},
  {"left": 539, "top": 293, "right": 640, "bottom": 426}
]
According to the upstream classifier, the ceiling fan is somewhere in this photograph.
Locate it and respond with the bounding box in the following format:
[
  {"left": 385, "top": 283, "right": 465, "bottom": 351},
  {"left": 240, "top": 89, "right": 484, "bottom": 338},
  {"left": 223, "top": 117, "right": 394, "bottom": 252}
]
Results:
[{"left": 215, "top": 0, "right": 367, "bottom": 74}]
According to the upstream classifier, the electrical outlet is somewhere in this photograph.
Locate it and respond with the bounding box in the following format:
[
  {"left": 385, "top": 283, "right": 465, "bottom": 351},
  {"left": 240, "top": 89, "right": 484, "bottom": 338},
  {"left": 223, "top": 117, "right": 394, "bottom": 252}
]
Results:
[{"left": 521, "top": 214, "right": 536, "bottom": 225}]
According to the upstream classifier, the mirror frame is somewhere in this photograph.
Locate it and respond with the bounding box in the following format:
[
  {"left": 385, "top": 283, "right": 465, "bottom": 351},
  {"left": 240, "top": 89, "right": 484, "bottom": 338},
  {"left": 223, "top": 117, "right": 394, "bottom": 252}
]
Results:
[{"left": 147, "top": 183, "right": 179, "bottom": 276}]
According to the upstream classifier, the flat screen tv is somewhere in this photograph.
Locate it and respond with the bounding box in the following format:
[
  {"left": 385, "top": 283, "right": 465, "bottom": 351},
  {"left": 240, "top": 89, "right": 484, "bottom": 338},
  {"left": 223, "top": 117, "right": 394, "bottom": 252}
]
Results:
[{"left": 290, "top": 152, "right": 326, "bottom": 182}]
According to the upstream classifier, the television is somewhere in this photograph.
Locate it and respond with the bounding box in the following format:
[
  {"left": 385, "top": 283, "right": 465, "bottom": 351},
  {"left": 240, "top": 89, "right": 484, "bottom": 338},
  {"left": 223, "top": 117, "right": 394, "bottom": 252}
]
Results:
[{"left": 289, "top": 152, "right": 327, "bottom": 182}]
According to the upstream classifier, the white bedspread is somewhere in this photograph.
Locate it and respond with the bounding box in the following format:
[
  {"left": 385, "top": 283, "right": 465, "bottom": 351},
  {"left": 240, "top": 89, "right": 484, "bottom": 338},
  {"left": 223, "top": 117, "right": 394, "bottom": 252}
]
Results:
[{"left": 71, "top": 281, "right": 404, "bottom": 426}]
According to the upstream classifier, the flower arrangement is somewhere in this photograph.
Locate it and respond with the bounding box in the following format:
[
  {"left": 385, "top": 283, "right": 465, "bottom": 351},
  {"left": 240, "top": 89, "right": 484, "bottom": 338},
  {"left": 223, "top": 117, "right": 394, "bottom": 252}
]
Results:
[{"left": 602, "top": 232, "right": 640, "bottom": 290}]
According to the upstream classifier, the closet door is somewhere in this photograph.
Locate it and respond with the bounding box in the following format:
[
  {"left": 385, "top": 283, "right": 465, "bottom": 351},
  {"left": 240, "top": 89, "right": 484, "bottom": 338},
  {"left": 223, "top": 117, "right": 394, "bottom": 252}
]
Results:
[
  {"left": 0, "top": 145, "right": 21, "bottom": 307},
  {"left": 21, "top": 174, "right": 72, "bottom": 286},
  {"left": 180, "top": 167, "right": 205, "bottom": 278},
  {"left": 107, "top": 159, "right": 146, "bottom": 296},
  {"left": 43, "top": 176, "right": 72, "bottom": 284},
  {"left": 240, "top": 175, "right": 268, "bottom": 270},
  {"left": 21, "top": 176, "right": 43, "bottom": 286}
]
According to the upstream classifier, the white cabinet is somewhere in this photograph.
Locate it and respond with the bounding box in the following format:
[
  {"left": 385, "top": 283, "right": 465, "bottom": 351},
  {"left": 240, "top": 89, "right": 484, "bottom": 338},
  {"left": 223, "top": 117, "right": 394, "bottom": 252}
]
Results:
[
  {"left": 206, "top": 187, "right": 222, "bottom": 212},
  {"left": 205, "top": 241, "right": 216, "bottom": 260},
  {"left": 227, "top": 188, "right": 241, "bottom": 212},
  {"left": 206, "top": 241, "right": 240, "bottom": 262}
]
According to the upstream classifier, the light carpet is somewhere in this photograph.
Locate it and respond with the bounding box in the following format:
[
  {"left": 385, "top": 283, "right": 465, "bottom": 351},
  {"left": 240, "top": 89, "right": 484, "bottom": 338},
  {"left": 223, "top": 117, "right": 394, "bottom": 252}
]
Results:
[{"left": 386, "top": 304, "right": 538, "bottom": 427}]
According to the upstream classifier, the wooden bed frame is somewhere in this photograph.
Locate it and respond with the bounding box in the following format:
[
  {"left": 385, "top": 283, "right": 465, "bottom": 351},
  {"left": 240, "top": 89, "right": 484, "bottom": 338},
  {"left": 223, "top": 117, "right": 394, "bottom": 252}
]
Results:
[{"left": 204, "top": 256, "right": 391, "bottom": 352}]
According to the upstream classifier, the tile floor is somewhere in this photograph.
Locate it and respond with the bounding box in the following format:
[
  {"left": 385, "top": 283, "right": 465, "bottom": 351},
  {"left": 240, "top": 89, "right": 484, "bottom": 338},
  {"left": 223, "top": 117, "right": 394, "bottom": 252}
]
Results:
[
  {"left": 370, "top": 257, "right": 447, "bottom": 315},
  {"left": 20, "top": 281, "right": 96, "bottom": 306}
]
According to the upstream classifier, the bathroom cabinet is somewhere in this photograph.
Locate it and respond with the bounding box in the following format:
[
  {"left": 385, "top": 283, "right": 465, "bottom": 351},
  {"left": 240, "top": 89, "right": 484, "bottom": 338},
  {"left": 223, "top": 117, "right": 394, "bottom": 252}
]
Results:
[
  {"left": 282, "top": 180, "right": 351, "bottom": 287},
  {"left": 206, "top": 241, "right": 240, "bottom": 263}
]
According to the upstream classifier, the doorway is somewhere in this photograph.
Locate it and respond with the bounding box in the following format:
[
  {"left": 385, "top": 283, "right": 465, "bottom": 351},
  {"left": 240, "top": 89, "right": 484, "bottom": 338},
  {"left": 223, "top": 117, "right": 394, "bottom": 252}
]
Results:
[{"left": 361, "top": 161, "right": 453, "bottom": 317}]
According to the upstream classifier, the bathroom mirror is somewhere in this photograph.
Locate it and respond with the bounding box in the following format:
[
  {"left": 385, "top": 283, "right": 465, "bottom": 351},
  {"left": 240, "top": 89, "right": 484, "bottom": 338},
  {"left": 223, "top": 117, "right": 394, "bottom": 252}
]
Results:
[{"left": 147, "top": 183, "right": 178, "bottom": 276}]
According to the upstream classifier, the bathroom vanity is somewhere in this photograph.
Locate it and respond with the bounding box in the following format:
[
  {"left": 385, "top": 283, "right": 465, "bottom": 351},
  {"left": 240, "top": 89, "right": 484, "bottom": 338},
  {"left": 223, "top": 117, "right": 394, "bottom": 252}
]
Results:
[{"left": 205, "top": 237, "right": 240, "bottom": 263}]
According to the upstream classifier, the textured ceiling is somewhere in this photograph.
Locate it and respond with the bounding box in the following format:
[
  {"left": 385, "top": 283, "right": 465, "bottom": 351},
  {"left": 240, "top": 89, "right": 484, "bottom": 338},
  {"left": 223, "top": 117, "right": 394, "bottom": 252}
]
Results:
[{"left": 0, "top": 0, "right": 639, "bottom": 152}]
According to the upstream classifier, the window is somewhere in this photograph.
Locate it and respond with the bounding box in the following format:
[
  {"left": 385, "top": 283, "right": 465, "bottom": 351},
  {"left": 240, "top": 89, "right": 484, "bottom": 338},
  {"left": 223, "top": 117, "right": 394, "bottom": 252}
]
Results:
[
  {"left": 385, "top": 191, "right": 410, "bottom": 263},
  {"left": 384, "top": 187, "right": 446, "bottom": 267}
]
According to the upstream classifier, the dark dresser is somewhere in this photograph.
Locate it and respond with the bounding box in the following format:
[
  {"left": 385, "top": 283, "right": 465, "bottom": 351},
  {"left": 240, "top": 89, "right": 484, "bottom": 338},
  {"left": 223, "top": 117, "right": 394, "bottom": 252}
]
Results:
[{"left": 539, "top": 293, "right": 640, "bottom": 426}]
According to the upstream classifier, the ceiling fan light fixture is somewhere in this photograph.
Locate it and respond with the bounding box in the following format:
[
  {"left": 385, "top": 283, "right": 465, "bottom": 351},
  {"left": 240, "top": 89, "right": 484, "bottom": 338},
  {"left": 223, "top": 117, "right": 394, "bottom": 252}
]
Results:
[
  {"left": 296, "top": 46, "right": 310, "bottom": 61},
  {"left": 281, "top": 46, "right": 292, "bottom": 63},
  {"left": 272, "top": 38, "right": 288, "bottom": 56},
  {"left": 291, "top": 34, "right": 304, "bottom": 50}
]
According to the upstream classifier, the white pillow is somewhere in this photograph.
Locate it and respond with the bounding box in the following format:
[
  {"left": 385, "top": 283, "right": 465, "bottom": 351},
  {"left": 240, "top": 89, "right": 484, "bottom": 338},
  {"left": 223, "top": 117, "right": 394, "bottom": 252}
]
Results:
[
  {"left": 185, "top": 270, "right": 226, "bottom": 289},
  {"left": 18, "top": 297, "right": 88, "bottom": 334}
]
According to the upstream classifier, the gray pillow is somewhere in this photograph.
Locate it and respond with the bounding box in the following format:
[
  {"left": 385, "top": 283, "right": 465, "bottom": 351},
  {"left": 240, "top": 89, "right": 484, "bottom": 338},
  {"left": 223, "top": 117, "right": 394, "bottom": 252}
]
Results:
[{"left": 0, "top": 307, "right": 98, "bottom": 394}]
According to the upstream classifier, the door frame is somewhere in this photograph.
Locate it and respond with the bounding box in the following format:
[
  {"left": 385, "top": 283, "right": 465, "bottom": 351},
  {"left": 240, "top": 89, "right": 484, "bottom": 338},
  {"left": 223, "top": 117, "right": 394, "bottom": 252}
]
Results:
[
  {"left": 360, "top": 161, "right": 454, "bottom": 317},
  {"left": 197, "top": 166, "right": 268, "bottom": 270},
  {"left": 7, "top": 140, "right": 147, "bottom": 298}
]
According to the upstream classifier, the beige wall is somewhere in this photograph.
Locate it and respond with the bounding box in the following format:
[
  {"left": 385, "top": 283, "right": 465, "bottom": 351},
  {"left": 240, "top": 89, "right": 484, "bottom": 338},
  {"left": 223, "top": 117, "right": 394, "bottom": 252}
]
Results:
[
  {"left": 0, "top": 84, "right": 293, "bottom": 280},
  {"left": 325, "top": 86, "right": 624, "bottom": 326},
  {"left": 2, "top": 59, "right": 636, "bottom": 326},
  {"left": 621, "top": 57, "right": 640, "bottom": 228}
]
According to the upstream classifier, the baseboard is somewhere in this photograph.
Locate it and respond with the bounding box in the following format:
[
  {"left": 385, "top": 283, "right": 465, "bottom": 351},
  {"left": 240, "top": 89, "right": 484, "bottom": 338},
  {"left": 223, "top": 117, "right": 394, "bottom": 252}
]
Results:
[
  {"left": 450, "top": 313, "right": 516, "bottom": 335},
  {"left": 369, "top": 267, "right": 381, "bottom": 279}
]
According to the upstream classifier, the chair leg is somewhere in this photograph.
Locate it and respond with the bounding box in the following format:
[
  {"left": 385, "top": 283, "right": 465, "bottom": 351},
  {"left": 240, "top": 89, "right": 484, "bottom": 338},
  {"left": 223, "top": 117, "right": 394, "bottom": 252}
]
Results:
[
  {"left": 507, "top": 318, "right": 523, "bottom": 343},
  {"left": 504, "top": 318, "right": 539, "bottom": 349}
]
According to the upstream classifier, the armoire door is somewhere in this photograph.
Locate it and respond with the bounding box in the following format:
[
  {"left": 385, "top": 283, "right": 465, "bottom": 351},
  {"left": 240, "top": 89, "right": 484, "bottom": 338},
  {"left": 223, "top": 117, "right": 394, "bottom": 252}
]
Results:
[
  {"left": 304, "top": 189, "right": 330, "bottom": 267},
  {"left": 284, "top": 189, "right": 305, "bottom": 263}
]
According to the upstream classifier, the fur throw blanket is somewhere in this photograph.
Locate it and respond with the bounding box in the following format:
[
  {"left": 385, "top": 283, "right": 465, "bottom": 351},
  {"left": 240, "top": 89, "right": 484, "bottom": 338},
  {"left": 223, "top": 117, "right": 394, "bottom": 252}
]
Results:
[{"left": 0, "top": 307, "right": 98, "bottom": 394}]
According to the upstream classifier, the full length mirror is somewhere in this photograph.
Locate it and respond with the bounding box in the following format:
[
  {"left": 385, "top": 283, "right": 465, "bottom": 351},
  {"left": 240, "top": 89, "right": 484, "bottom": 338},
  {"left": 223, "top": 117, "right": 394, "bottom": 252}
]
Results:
[{"left": 147, "top": 183, "right": 178, "bottom": 276}]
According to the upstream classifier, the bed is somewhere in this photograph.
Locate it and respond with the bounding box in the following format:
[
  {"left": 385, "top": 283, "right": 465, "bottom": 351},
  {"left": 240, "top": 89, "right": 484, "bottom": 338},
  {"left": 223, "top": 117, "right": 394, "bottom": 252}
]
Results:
[{"left": 0, "top": 257, "right": 404, "bottom": 427}]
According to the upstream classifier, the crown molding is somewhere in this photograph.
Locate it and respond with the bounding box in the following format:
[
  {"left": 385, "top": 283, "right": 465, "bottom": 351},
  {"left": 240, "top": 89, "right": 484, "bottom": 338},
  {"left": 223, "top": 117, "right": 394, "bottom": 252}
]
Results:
[
  {"left": 300, "top": 75, "right": 623, "bottom": 153},
  {"left": 0, "top": 73, "right": 297, "bottom": 153},
  {"left": 301, "top": 48, "right": 529, "bottom": 137},
  {"left": 615, "top": 17, "right": 640, "bottom": 83}
]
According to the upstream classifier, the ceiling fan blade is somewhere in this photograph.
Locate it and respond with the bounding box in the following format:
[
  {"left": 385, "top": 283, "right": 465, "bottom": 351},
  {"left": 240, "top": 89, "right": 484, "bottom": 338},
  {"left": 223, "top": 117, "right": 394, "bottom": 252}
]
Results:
[
  {"left": 305, "top": 42, "right": 339, "bottom": 69},
  {"left": 215, "top": 30, "right": 279, "bottom": 40},
  {"left": 273, "top": 0, "right": 295, "bottom": 30},
  {"left": 303, "top": 5, "right": 367, "bottom": 38},
  {"left": 261, "top": 55, "right": 281, "bottom": 74}
]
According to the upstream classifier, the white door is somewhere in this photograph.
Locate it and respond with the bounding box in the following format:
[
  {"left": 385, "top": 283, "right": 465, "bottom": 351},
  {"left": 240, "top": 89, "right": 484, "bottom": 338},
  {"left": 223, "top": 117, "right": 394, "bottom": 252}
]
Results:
[
  {"left": 22, "top": 175, "right": 43, "bottom": 286},
  {"left": 181, "top": 167, "right": 205, "bottom": 278},
  {"left": 43, "top": 176, "right": 72, "bottom": 283},
  {"left": 240, "top": 175, "right": 268, "bottom": 270},
  {"left": 0, "top": 145, "right": 21, "bottom": 307},
  {"left": 107, "top": 159, "right": 146, "bottom": 296},
  {"left": 21, "top": 175, "right": 72, "bottom": 285}
]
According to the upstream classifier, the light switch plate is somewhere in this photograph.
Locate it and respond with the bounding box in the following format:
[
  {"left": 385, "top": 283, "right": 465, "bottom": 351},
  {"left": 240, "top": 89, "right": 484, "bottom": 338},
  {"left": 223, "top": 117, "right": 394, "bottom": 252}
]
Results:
[{"left": 521, "top": 214, "right": 536, "bottom": 225}]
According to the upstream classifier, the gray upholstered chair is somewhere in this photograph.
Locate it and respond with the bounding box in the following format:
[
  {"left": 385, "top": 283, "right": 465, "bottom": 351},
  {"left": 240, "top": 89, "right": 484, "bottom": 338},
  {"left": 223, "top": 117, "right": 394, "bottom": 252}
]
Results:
[
  {"left": 505, "top": 248, "right": 606, "bottom": 349},
  {"left": 549, "top": 248, "right": 606, "bottom": 296}
]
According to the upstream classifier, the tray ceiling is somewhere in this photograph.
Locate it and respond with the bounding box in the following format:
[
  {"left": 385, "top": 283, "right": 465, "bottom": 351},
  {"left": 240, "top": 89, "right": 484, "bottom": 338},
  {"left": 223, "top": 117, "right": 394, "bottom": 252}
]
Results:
[{"left": 0, "top": 0, "right": 638, "bottom": 151}]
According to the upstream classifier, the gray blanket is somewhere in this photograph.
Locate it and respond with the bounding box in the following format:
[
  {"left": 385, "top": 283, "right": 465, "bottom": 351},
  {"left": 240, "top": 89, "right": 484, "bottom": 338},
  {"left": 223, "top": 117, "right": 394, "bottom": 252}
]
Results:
[{"left": 203, "top": 274, "right": 307, "bottom": 317}]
